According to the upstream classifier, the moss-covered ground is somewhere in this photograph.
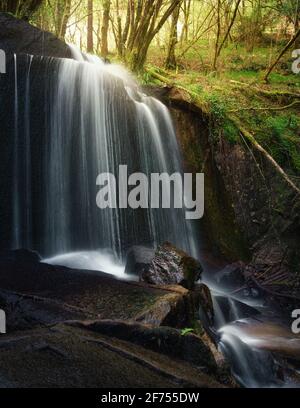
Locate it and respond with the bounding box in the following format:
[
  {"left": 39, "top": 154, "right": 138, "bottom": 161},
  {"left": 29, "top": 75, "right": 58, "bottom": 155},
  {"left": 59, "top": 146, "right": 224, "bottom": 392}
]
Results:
[{"left": 139, "top": 42, "right": 300, "bottom": 179}]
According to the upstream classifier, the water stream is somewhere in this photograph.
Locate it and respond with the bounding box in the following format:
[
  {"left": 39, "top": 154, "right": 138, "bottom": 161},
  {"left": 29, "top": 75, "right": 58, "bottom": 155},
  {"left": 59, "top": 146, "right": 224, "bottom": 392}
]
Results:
[{"left": 206, "top": 277, "right": 300, "bottom": 388}]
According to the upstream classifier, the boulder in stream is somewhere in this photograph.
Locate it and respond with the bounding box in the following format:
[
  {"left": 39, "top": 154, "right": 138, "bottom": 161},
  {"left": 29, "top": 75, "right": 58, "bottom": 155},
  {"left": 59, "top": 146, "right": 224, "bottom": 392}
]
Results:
[
  {"left": 141, "top": 242, "right": 202, "bottom": 289},
  {"left": 124, "top": 245, "right": 155, "bottom": 277}
]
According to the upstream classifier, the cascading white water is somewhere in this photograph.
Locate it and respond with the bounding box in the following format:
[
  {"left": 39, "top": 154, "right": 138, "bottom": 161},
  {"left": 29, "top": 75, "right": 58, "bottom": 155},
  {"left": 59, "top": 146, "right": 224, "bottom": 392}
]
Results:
[
  {"left": 24, "top": 55, "right": 33, "bottom": 249},
  {"left": 13, "top": 54, "right": 34, "bottom": 250},
  {"left": 218, "top": 325, "right": 279, "bottom": 388},
  {"left": 43, "top": 250, "right": 127, "bottom": 279},
  {"left": 11, "top": 49, "right": 199, "bottom": 269},
  {"left": 207, "top": 281, "right": 300, "bottom": 388},
  {"left": 12, "top": 54, "right": 20, "bottom": 249}
]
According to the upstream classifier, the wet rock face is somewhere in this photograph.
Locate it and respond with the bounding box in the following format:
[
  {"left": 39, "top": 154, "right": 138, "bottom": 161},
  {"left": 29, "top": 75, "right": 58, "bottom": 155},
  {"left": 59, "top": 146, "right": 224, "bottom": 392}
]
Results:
[
  {"left": 141, "top": 242, "right": 203, "bottom": 289},
  {"left": 161, "top": 92, "right": 299, "bottom": 264},
  {"left": 155, "top": 93, "right": 300, "bottom": 310},
  {"left": 212, "top": 140, "right": 300, "bottom": 305},
  {"left": 0, "top": 12, "right": 72, "bottom": 59},
  {"left": 124, "top": 245, "right": 155, "bottom": 277},
  {"left": 216, "top": 262, "right": 246, "bottom": 290},
  {"left": 0, "top": 249, "right": 41, "bottom": 264},
  {"left": 135, "top": 285, "right": 200, "bottom": 329},
  {"left": 163, "top": 103, "right": 250, "bottom": 262},
  {"left": 196, "top": 283, "right": 214, "bottom": 329}
]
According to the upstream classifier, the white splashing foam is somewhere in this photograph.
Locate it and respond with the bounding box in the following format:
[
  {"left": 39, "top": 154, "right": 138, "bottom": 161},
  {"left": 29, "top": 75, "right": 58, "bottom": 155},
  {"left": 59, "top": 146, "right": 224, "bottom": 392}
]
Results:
[{"left": 43, "top": 250, "right": 128, "bottom": 280}]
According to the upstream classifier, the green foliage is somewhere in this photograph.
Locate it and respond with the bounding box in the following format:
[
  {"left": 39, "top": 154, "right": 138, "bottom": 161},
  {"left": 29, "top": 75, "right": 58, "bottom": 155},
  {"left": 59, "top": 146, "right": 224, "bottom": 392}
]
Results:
[
  {"left": 265, "top": 116, "right": 290, "bottom": 136},
  {"left": 223, "top": 120, "right": 240, "bottom": 144},
  {"left": 203, "top": 93, "right": 226, "bottom": 121},
  {"left": 187, "top": 84, "right": 204, "bottom": 94},
  {"left": 275, "top": 0, "right": 300, "bottom": 25},
  {"left": 226, "top": 70, "right": 259, "bottom": 81},
  {"left": 180, "top": 328, "right": 194, "bottom": 336},
  {"left": 261, "top": 114, "right": 300, "bottom": 172},
  {"left": 202, "top": 93, "right": 241, "bottom": 145},
  {"left": 267, "top": 73, "right": 300, "bottom": 86},
  {"left": 140, "top": 71, "right": 155, "bottom": 85}
]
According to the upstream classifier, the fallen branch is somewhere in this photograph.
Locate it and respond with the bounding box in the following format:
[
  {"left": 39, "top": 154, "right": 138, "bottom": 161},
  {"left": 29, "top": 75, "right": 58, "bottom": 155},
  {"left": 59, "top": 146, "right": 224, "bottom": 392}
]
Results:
[
  {"left": 229, "top": 80, "right": 300, "bottom": 99},
  {"left": 255, "top": 89, "right": 300, "bottom": 99},
  {"left": 229, "top": 117, "right": 300, "bottom": 197},
  {"left": 146, "top": 67, "right": 175, "bottom": 86},
  {"left": 145, "top": 68, "right": 207, "bottom": 108},
  {"left": 250, "top": 274, "right": 300, "bottom": 303},
  {"left": 228, "top": 100, "right": 300, "bottom": 112}
]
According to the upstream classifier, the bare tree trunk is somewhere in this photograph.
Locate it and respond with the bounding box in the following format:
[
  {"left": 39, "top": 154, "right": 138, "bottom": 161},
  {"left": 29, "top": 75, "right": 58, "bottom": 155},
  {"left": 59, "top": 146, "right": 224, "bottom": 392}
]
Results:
[
  {"left": 87, "top": 0, "right": 94, "bottom": 53},
  {"left": 180, "top": 0, "right": 191, "bottom": 43},
  {"left": 213, "top": 0, "right": 242, "bottom": 70},
  {"left": 121, "top": 0, "right": 132, "bottom": 57},
  {"left": 127, "top": 0, "right": 182, "bottom": 73},
  {"left": 115, "top": 0, "right": 123, "bottom": 57},
  {"left": 264, "top": 28, "right": 300, "bottom": 82},
  {"left": 217, "top": 0, "right": 241, "bottom": 56},
  {"left": 55, "top": 0, "right": 64, "bottom": 37},
  {"left": 101, "top": 0, "right": 111, "bottom": 58},
  {"left": 96, "top": 11, "right": 102, "bottom": 54},
  {"left": 213, "top": 0, "right": 221, "bottom": 71},
  {"left": 59, "top": 0, "right": 71, "bottom": 40},
  {"left": 165, "top": 1, "right": 182, "bottom": 69}
]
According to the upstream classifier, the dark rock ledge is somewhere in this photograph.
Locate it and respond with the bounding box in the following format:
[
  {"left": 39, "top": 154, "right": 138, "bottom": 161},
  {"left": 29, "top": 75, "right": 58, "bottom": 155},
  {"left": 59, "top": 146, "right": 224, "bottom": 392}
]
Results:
[
  {"left": 0, "top": 247, "right": 235, "bottom": 388},
  {"left": 0, "top": 12, "right": 72, "bottom": 60}
]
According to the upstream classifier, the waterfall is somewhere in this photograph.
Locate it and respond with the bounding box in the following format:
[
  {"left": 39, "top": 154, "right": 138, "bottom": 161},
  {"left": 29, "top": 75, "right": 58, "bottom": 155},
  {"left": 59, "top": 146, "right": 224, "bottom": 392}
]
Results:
[
  {"left": 10, "top": 50, "right": 199, "bottom": 265},
  {"left": 12, "top": 54, "right": 20, "bottom": 249},
  {"left": 218, "top": 326, "right": 279, "bottom": 388},
  {"left": 212, "top": 291, "right": 283, "bottom": 387},
  {"left": 12, "top": 54, "right": 33, "bottom": 250},
  {"left": 7, "top": 49, "right": 300, "bottom": 388},
  {"left": 24, "top": 55, "right": 33, "bottom": 249},
  {"left": 207, "top": 279, "right": 300, "bottom": 388}
]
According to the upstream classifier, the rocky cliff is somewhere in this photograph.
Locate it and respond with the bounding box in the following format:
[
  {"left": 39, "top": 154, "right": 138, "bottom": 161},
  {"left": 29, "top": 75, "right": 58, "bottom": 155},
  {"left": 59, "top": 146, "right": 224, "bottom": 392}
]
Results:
[{"left": 151, "top": 86, "right": 300, "bottom": 309}]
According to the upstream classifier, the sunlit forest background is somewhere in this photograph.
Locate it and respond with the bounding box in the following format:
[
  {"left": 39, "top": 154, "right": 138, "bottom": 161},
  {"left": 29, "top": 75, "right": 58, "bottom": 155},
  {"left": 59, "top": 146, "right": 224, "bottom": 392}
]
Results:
[
  {"left": 1, "top": 1, "right": 299, "bottom": 76},
  {"left": 1, "top": 1, "right": 300, "bottom": 175}
]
